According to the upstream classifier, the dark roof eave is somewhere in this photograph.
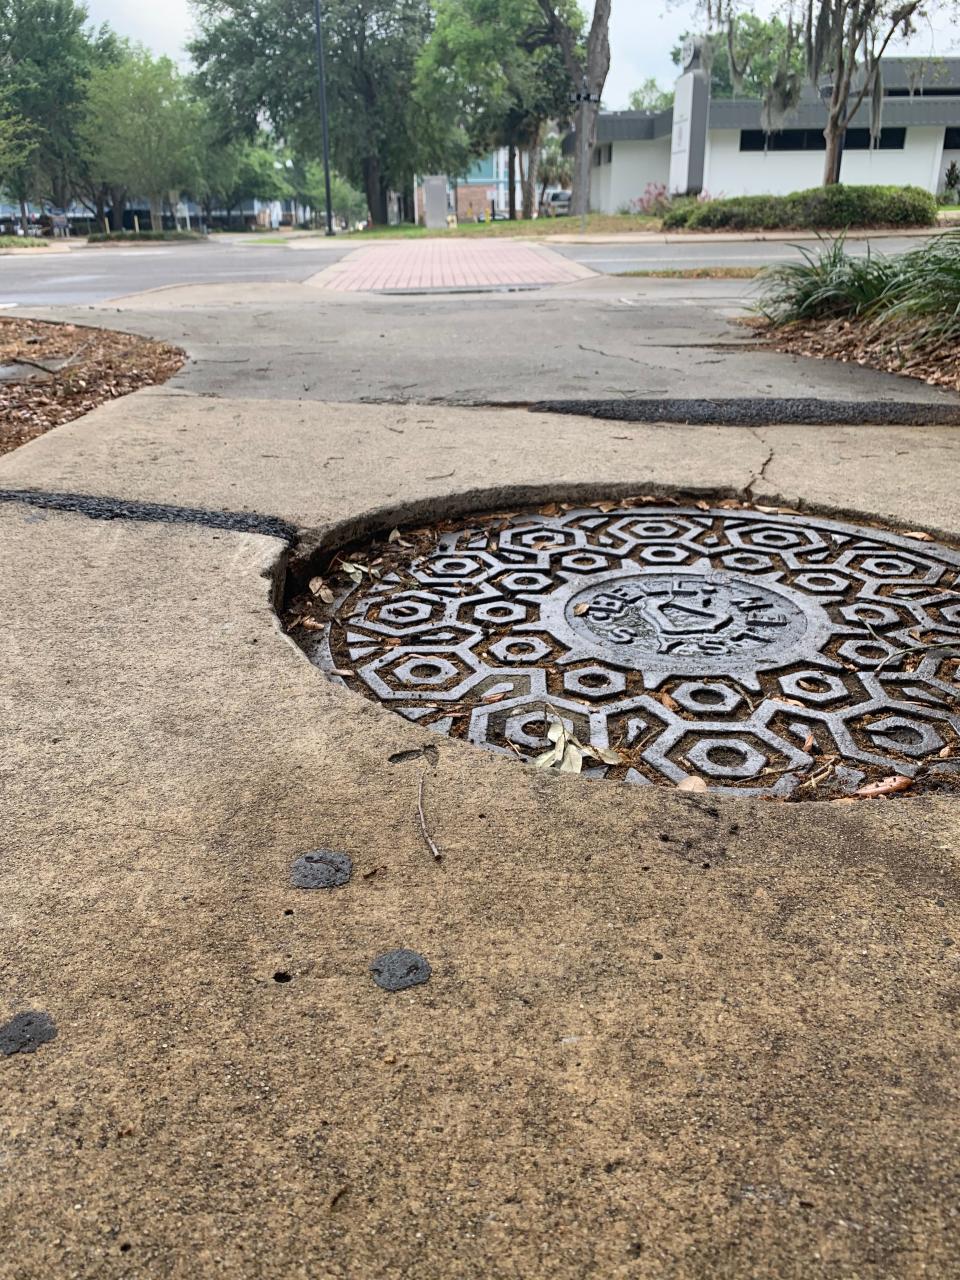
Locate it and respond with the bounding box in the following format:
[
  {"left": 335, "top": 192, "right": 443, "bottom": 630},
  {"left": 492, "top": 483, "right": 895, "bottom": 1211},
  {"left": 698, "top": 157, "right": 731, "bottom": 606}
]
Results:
[{"left": 708, "top": 96, "right": 960, "bottom": 129}]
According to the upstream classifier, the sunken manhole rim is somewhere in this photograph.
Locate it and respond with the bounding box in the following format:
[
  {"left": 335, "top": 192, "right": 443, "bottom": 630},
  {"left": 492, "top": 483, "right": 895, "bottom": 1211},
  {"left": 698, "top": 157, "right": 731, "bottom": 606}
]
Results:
[{"left": 281, "top": 494, "right": 960, "bottom": 803}]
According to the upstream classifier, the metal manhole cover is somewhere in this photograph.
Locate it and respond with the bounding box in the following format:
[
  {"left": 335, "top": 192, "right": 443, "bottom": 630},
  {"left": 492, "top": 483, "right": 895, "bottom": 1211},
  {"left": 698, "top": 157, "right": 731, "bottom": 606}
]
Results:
[{"left": 287, "top": 504, "right": 960, "bottom": 797}]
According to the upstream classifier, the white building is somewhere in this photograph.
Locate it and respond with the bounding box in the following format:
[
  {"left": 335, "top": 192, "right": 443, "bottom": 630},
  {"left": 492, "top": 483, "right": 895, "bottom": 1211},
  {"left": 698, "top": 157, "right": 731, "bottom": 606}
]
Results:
[{"left": 581, "top": 54, "right": 960, "bottom": 213}]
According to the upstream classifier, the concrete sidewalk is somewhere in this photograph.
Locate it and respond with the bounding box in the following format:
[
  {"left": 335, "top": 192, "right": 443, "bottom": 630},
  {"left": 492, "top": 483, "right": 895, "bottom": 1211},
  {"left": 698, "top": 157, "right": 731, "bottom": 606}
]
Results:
[
  {"left": 2, "top": 381, "right": 960, "bottom": 1278},
  {"left": 19, "top": 273, "right": 960, "bottom": 410}
]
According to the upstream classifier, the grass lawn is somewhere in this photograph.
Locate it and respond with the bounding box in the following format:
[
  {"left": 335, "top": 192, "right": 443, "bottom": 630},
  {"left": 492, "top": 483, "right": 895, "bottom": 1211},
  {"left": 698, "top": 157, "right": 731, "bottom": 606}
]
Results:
[
  {"left": 0, "top": 236, "right": 48, "bottom": 249},
  {"left": 339, "top": 213, "right": 661, "bottom": 240},
  {"left": 617, "top": 266, "right": 764, "bottom": 279}
]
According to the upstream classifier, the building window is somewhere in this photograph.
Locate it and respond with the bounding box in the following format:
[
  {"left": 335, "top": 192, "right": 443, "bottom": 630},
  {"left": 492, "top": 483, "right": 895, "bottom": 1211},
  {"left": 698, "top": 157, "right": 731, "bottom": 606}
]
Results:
[
  {"left": 740, "top": 129, "right": 825, "bottom": 151},
  {"left": 886, "top": 87, "right": 960, "bottom": 97},
  {"left": 739, "top": 126, "right": 905, "bottom": 152},
  {"left": 592, "top": 143, "right": 613, "bottom": 166},
  {"left": 945, "top": 128, "right": 960, "bottom": 148},
  {"left": 843, "top": 127, "right": 905, "bottom": 149}
]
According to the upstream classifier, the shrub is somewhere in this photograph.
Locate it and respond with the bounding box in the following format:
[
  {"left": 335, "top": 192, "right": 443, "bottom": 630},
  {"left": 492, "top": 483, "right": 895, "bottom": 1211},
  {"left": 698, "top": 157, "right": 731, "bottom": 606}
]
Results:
[
  {"left": 630, "top": 182, "right": 672, "bottom": 216},
  {"left": 679, "top": 184, "right": 937, "bottom": 232},
  {"left": 86, "top": 230, "right": 204, "bottom": 243},
  {"left": 756, "top": 230, "right": 960, "bottom": 346}
]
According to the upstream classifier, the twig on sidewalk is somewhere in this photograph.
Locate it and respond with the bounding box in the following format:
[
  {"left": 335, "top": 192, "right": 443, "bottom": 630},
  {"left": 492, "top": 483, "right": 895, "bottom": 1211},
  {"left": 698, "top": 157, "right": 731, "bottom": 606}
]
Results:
[{"left": 417, "top": 769, "right": 444, "bottom": 864}]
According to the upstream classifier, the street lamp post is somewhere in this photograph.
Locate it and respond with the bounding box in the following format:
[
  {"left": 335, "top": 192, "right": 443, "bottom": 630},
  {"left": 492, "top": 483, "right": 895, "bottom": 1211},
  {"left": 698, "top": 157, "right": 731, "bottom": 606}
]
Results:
[{"left": 312, "top": 0, "right": 335, "bottom": 236}]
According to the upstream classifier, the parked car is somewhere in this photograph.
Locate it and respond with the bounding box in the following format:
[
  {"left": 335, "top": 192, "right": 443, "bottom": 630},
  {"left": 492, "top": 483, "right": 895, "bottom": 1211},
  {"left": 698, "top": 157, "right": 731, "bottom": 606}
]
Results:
[{"left": 539, "top": 190, "right": 572, "bottom": 217}]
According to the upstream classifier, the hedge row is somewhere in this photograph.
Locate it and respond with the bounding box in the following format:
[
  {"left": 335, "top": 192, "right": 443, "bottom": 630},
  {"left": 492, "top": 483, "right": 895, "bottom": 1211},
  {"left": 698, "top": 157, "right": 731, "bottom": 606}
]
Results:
[
  {"left": 86, "top": 230, "right": 204, "bottom": 243},
  {"left": 662, "top": 184, "right": 938, "bottom": 231}
]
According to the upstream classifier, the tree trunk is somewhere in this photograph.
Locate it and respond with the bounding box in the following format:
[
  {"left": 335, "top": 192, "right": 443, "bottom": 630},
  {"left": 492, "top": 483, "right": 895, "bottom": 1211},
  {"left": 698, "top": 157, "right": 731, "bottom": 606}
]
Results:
[
  {"left": 19, "top": 197, "right": 27, "bottom": 234},
  {"left": 362, "top": 156, "right": 387, "bottom": 225},
  {"left": 109, "top": 188, "right": 126, "bottom": 232},
  {"left": 572, "top": 101, "right": 602, "bottom": 217},
  {"left": 149, "top": 197, "right": 163, "bottom": 233},
  {"left": 523, "top": 131, "right": 540, "bottom": 219},
  {"left": 508, "top": 144, "right": 517, "bottom": 220},
  {"left": 569, "top": 0, "right": 612, "bottom": 218},
  {"left": 822, "top": 123, "right": 843, "bottom": 185}
]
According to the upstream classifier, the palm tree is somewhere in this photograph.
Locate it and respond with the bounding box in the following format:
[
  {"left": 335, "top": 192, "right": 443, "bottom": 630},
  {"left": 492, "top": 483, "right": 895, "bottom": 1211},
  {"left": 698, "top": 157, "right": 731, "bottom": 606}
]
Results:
[{"left": 537, "top": 133, "right": 573, "bottom": 212}]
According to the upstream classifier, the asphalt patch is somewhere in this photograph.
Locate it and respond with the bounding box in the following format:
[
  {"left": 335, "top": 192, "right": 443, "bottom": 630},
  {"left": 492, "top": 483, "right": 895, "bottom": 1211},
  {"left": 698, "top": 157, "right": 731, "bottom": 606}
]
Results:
[
  {"left": 0, "top": 1010, "right": 57, "bottom": 1056},
  {"left": 290, "top": 849, "right": 353, "bottom": 889},
  {"left": 0, "top": 487, "right": 296, "bottom": 541},
  {"left": 530, "top": 397, "right": 960, "bottom": 426},
  {"left": 370, "top": 949, "right": 432, "bottom": 992}
]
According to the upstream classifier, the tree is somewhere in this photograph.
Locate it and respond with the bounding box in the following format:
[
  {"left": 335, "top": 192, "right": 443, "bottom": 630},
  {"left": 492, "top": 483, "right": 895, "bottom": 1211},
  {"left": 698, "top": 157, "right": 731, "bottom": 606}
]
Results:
[
  {"left": 800, "top": 0, "right": 932, "bottom": 184},
  {"left": 191, "top": 0, "right": 434, "bottom": 225},
  {"left": 537, "top": 131, "right": 572, "bottom": 206},
  {"left": 415, "top": 0, "right": 579, "bottom": 219},
  {"left": 0, "top": 0, "right": 97, "bottom": 224},
  {"left": 534, "top": 0, "right": 611, "bottom": 217},
  {"left": 0, "top": 91, "right": 36, "bottom": 198},
  {"left": 80, "top": 49, "right": 201, "bottom": 231},
  {"left": 197, "top": 131, "right": 292, "bottom": 226},
  {"left": 628, "top": 78, "right": 673, "bottom": 112},
  {"left": 671, "top": 16, "right": 803, "bottom": 100}
]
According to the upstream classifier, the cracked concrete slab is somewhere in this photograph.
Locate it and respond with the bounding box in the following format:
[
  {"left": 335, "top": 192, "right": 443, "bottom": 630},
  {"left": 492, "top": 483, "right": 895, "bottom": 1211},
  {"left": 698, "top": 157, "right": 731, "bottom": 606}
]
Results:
[
  {"left": 4, "top": 269, "right": 960, "bottom": 1278},
  {"left": 3, "top": 392, "right": 960, "bottom": 539},
  {"left": 21, "top": 273, "right": 960, "bottom": 409},
  {"left": 2, "top": 414, "right": 960, "bottom": 1277}
]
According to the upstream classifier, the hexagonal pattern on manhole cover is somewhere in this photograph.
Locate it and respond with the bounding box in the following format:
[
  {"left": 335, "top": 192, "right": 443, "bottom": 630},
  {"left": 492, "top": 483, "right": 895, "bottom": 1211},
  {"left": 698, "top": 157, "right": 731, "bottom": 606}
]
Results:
[{"left": 285, "top": 504, "right": 960, "bottom": 797}]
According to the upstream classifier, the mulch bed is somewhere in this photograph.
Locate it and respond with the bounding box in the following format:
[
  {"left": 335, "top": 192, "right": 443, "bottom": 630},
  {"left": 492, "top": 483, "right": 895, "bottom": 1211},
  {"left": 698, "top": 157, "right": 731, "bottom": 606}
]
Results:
[
  {"left": 0, "top": 318, "right": 185, "bottom": 457},
  {"left": 751, "top": 314, "right": 960, "bottom": 394}
]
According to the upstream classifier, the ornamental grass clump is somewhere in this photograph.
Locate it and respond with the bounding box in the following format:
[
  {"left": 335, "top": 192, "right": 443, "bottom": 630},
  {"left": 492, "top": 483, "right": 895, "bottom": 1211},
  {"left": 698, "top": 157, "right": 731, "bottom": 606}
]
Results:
[{"left": 754, "top": 231, "right": 960, "bottom": 390}]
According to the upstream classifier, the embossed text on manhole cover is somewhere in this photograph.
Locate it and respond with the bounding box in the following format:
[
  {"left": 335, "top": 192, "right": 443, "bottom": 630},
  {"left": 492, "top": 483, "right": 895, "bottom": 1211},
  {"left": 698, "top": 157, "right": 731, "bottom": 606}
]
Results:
[{"left": 287, "top": 505, "right": 960, "bottom": 797}]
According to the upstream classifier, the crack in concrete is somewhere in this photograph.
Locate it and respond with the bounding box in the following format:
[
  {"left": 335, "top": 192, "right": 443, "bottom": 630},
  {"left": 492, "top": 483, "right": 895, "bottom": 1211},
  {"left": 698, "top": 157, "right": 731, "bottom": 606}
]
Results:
[
  {"left": 742, "top": 435, "right": 783, "bottom": 504},
  {"left": 577, "top": 342, "right": 649, "bottom": 369}
]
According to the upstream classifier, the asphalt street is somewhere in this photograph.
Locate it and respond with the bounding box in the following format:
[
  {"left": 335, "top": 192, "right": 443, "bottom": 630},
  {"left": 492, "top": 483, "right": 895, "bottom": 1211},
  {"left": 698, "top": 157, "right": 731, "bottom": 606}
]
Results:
[
  {"left": 0, "top": 231, "right": 941, "bottom": 306},
  {"left": 550, "top": 233, "right": 935, "bottom": 272}
]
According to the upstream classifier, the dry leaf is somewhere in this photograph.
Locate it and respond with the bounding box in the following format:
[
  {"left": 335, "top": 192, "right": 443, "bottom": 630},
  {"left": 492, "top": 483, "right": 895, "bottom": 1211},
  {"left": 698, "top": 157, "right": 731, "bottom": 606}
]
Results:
[
  {"left": 573, "top": 602, "right": 590, "bottom": 616},
  {"left": 939, "top": 745, "right": 953, "bottom": 758},
  {"left": 387, "top": 528, "right": 401, "bottom": 543},
  {"left": 903, "top": 530, "right": 934, "bottom": 541},
  {"left": 657, "top": 691, "right": 680, "bottom": 712},
  {"left": 677, "top": 776, "right": 708, "bottom": 793},
  {"left": 694, "top": 499, "right": 710, "bottom": 511},
  {"left": 855, "top": 774, "right": 913, "bottom": 798},
  {"left": 771, "top": 696, "right": 805, "bottom": 709},
  {"left": 802, "top": 732, "right": 817, "bottom": 754}
]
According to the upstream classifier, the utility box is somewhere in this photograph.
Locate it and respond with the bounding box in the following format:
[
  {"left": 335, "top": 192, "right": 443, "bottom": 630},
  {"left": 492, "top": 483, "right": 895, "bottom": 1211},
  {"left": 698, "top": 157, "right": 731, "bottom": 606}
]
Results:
[{"left": 422, "top": 176, "right": 449, "bottom": 230}]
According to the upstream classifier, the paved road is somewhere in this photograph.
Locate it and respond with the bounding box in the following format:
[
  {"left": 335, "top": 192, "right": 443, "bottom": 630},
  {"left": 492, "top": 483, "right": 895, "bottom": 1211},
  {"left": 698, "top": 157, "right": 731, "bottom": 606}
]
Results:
[
  {"left": 0, "top": 240, "right": 349, "bottom": 307},
  {"left": 0, "top": 232, "right": 940, "bottom": 306},
  {"left": 550, "top": 233, "right": 938, "bottom": 274}
]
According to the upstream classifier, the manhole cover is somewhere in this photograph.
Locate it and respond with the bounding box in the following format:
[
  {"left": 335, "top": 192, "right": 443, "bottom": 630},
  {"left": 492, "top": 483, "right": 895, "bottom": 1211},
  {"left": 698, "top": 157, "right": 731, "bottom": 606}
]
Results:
[{"left": 287, "top": 504, "right": 960, "bottom": 797}]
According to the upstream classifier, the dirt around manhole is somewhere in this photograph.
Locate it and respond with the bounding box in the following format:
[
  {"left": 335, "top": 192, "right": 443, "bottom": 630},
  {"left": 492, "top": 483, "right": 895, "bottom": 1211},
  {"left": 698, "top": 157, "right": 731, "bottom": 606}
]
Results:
[
  {"left": 284, "top": 497, "right": 960, "bottom": 801},
  {"left": 0, "top": 317, "right": 184, "bottom": 457}
]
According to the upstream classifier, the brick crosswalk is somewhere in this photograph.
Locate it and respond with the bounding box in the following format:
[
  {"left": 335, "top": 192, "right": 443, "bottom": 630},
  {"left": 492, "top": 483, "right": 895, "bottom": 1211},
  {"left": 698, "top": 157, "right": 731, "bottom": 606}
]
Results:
[{"left": 308, "top": 239, "right": 594, "bottom": 292}]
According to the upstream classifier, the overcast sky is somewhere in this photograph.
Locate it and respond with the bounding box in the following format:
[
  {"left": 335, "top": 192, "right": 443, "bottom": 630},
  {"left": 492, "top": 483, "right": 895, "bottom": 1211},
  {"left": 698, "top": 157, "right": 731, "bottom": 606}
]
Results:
[{"left": 83, "top": 0, "right": 958, "bottom": 113}]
